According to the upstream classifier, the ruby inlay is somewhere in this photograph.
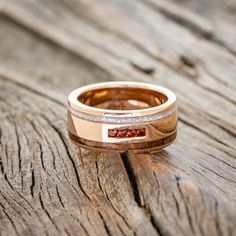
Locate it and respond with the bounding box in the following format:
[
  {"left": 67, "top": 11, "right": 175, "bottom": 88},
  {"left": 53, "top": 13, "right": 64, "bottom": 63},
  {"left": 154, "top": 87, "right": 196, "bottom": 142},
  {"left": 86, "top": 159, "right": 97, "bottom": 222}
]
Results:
[{"left": 108, "top": 128, "right": 146, "bottom": 138}]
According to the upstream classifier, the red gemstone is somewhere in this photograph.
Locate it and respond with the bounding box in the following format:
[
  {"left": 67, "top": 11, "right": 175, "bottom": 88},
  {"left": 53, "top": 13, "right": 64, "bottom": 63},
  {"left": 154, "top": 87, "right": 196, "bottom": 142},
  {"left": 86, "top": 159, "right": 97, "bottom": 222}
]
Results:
[
  {"left": 108, "top": 129, "right": 118, "bottom": 137},
  {"left": 126, "top": 129, "right": 137, "bottom": 137},
  {"left": 117, "top": 129, "right": 127, "bottom": 138},
  {"left": 136, "top": 129, "right": 146, "bottom": 137},
  {"left": 108, "top": 128, "right": 146, "bottom": 138}
]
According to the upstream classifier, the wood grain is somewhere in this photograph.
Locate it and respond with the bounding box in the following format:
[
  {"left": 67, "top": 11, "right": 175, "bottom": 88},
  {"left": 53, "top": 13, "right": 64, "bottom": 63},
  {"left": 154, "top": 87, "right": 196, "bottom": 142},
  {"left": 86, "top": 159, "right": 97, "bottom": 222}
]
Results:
[{"left": 0, "top": 0, "right": 236, "bottom": 235}]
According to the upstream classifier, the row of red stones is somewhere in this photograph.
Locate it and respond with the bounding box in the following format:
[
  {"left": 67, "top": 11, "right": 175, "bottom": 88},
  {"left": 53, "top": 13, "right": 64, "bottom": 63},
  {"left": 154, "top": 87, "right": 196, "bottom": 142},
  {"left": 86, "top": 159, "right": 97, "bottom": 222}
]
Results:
[{"left": 108, "top": 128, "right": 146, "bottom": 138}]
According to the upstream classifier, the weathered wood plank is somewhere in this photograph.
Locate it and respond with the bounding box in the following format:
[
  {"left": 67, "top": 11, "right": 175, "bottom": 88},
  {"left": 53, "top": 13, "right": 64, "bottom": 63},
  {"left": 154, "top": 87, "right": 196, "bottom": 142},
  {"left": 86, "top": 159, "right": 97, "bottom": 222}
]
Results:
[
  {"left": 1, "top": 0, "right": 235, "bottom": 153},
  {"left": 0, "top": 0, "right": 236, "bottom": 235},
  {"left": 0, "top": 75, "right": 158, "bottom": 236},
  {"left": 1, "top": 0, "right": 235, "bottom": 114},
  {"left": 167, "top": 0, "right": 236, "bottom": 54},
  {"left": 124, "top": 151, "right": 236, "bottom": 236}
]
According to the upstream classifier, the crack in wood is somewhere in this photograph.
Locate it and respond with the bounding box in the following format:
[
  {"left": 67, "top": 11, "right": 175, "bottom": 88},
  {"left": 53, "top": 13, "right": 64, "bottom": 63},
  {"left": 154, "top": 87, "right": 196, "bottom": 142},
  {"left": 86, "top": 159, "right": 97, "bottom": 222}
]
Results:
[
  {"left": 95, "top": 161, "right": 103, "bottom": 192},
  {"left": 198, "top": 163, "right": 236, "bottom": 185},
  {"left": 196, "top": 148, "right": 236, "bottom": 170},
  {"left": 120, "top": 152, "right": 142, "bottom": 207},
  {"left": 120, "top": 153, "right": 165, "bottom": 235},
  {"left": 210, "top": 120, "right": 236, "bottom": 138},
  {"left": 179, "top": 117, "right": 235, "bottom": 150},
  {"left": 101, "top": 186, "right": 133, "bottom": 232},
  {"left": 197, "top": 82, "right": 236, "bottom": 106},
  {"left": 39, "top": 192, "right": 60, "bottom": 232},
  {"left": 150, "top": 214, "right": 166, "bottom": 236},
  {"left": 0, "top": 202, "right": 21, "bottom": 236},
  {"left": 172, "top": 193, "right": 180, "bottom": 216},
  {"left": 0, "top": 71, "right": 65, "bottom": 108},
  {"left": 214, "top": 200, "right": 223, "bottom": 236},
  {"left": 175, "top": 175, "right": 195, "bottom": 234},
  {"left": 41, "top": 115, "right": 91, "bottom": 201},
  {"left": 1, "top": 194, "right": 35, "bottom": 235},
  {"left": 98, "top": 211, "right": 112, "bottom": 236},
  {"left": 38, "top": 142, "right": 46, "bottom": 171},
  {"left": 27, "top": 118, "right": 43, "bottom": 139},
  {"left": 12, "top": 120, "right": 21, "bottom": 173},
  {"left": 30, "top": 169, "right": 35, "bottom": 198},
  {"left": 55, "top": 185, "right": 65, "bottom": 208}
]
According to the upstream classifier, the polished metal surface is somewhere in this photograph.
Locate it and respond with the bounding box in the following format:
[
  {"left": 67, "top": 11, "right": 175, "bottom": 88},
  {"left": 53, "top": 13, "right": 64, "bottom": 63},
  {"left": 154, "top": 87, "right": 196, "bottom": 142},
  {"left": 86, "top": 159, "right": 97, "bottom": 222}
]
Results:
[{"left": 67, "top": 81, "right": 177, "bottom": 151}]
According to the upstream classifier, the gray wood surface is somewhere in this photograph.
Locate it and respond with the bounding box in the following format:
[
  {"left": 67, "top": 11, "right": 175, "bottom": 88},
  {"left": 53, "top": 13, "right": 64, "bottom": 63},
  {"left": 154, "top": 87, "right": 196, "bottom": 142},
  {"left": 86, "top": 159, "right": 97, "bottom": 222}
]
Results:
[{"left": 0, "top": 0, "right": 236, "bottom": 235}]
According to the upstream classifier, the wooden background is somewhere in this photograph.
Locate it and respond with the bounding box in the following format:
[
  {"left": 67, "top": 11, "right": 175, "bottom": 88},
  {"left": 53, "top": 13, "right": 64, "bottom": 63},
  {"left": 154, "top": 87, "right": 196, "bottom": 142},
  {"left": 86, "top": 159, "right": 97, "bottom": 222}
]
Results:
[{"left": 0, "top": 0, "right": 236, "bottom": 235}]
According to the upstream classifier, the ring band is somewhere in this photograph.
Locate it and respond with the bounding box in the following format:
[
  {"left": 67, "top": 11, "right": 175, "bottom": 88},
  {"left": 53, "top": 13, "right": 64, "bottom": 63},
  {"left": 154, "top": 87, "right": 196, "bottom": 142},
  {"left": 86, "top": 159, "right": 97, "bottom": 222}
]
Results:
[{"left": 67, "top": 81, "right": 177, "bottom": 151}]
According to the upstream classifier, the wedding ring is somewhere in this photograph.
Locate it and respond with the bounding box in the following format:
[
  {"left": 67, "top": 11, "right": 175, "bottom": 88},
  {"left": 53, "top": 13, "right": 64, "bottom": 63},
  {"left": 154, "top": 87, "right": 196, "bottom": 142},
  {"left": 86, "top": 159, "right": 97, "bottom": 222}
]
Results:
[{"left": 67, "top": 81, "right": 177, "bottom": 151}]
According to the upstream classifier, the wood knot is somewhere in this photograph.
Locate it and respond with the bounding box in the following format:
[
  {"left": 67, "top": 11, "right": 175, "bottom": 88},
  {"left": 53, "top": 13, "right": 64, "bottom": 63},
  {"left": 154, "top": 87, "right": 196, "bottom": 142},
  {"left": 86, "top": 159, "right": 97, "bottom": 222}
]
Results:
[
  {"left": 130, "top": 62, "right": 155, "bottom": 75},
  {"left": 180, "top": 55, "right": 195, "bottom": 68},
  {"left": 178, "top": 55, "right": 198, "bottom": 78}
]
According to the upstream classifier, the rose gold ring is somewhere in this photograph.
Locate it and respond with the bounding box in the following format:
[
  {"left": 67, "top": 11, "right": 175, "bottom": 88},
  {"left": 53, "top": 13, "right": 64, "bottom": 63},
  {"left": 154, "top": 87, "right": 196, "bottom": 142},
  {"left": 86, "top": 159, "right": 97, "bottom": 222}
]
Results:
[{"left": 67, "top": 81, "right": 177, "bottom": 151}]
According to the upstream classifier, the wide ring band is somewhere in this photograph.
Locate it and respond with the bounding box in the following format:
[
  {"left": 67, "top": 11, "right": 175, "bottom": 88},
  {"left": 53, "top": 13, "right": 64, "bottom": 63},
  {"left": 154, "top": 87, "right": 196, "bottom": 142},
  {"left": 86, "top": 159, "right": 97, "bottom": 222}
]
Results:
[{"left": 67, "top": 81, "right": 177, "bottom": 151}]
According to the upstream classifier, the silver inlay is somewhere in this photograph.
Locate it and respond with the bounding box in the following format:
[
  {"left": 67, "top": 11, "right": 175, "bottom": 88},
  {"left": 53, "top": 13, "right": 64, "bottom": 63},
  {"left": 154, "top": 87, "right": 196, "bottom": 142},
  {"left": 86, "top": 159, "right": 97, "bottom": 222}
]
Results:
[{"left": 68, "top": 106, "right": 177, "bottom": 124}]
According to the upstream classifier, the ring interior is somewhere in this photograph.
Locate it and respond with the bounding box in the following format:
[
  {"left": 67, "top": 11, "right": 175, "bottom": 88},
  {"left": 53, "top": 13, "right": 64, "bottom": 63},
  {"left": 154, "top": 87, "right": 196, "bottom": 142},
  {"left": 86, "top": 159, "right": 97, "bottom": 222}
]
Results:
[{"left": 78, "top": 87, "right": 168, "bottom": 110}]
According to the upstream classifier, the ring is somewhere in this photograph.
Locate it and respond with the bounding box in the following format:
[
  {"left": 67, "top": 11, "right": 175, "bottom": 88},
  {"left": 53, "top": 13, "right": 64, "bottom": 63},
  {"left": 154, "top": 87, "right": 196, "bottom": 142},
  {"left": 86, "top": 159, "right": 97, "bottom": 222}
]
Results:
[{"left": 67, "top": 81, "right": 177, "bottom": 151}]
